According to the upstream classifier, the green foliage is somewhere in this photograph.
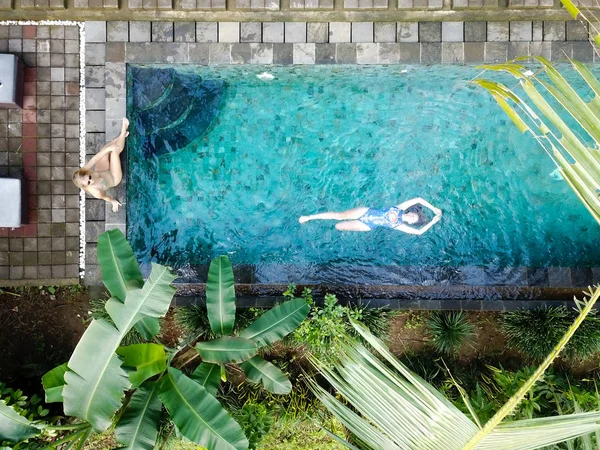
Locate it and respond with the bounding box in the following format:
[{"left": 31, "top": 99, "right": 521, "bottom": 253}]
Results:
[
  {"left": 232, "top": 402, "right": 274, "bottom": 450},
  {"left": 0, "top": 383, "right": 49, "bottom": 422},
  {"left": 259, "top": 416, "right": 346, "bottom": 450},
  {"left": 425, "top": 311, "right": 475, "bottom": 355},
  {"left": 501, "top": 306, "right": 600, "bottom": 362},
  {"left": 402, "top": 311, "right": 428, "bottom": 330},
  {"left": 288, "top": 284, "right": 397, "bottom": 359},
  {"left": 173, "top": 305, "right": 263, "bottom": 340},
  {"left": 88, "top": 297, "right": 146, "bottom": 346}
]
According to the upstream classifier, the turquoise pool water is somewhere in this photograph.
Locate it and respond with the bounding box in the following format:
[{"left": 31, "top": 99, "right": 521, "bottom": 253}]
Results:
[{"left": 126, "top": 65, "right": 600, "bottom": 284}]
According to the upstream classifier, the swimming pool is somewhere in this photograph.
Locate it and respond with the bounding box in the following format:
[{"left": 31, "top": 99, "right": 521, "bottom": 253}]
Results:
[{"left": 126, "top": 64, "right": 600, "bottom": 285}]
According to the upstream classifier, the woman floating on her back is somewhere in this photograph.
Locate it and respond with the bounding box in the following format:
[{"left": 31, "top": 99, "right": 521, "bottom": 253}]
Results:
[
  {"left": 299, "top": 197, "right": 442, "bottom": 235},
  {"left": 72, "top": 118, "right": 129, "bottom": 212}
]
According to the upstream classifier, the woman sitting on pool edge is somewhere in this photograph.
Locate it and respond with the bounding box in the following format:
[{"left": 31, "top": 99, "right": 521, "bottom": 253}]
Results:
[
  {"left": 72, "top": 118, "right": 129, "bottom": 212},
  {"left": 299, "top": 197, "right": 442, "bottom": 234}
]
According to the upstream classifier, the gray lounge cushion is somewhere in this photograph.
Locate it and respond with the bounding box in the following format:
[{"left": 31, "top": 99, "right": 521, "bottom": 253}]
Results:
[{"left": 0, "top": 177, "right": 22, "bottom": 227}]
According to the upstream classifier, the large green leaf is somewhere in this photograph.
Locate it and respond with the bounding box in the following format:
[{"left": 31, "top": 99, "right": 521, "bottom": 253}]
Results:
[
  {"left": 63, "top": 263, "right": 176, "bottom": 431},
  {"left": 97, "top": 229, "right": 161, "bottom": 340},
  {"left": 41, "top": 362, "right": 68, "bottom": 403},
  {"left": 116, "top": 343, "right": 167, "bottom": 388},
  {"left": 196, "top": 337, "right": 258, "bottom": 364},
  {"left": 115, "top": 381, "right": 162, "bottom": 450},
  {"left": 190, "top": 362, "right": 221, "bottom": 396},
  {"left": 98, "top": 229, "right": 143, "bottom": 300},
  {"left": 238, "top": 298, "right": 309, "bottom": 347},
  {"left": 159, "top": 367, "right": 248, "bottom": 450},
  {"left": 0, "top": 400, "right": 40, "bottom": 443},
  {"left": 206, "top": 256, "right": 236, "bottom": 337},
  {"left": 240, "top": 356, "right": 291, "bottom": 394},
  {"left": 63, "top": 319, "right": 131, "bottom": 431}
]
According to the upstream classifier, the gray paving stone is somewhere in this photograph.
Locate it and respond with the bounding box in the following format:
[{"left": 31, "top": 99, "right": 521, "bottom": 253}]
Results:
[
  {"left": 510, "top": 21, "right": 532, "bottom": 41},
  {"left": 567, "top": 20, "right": 588, "bottom": 41},
  {"left": 487, "top": 21, "right": 509, "bottom": 41},
  {"left": 86, "top": 21, "right": 106, "bottom": 42},
  {"left": 453, "top": 0, "right": 468, "bottom": 7},
  {"left": 105, "top": 63, "right": 125, "bottom": 98},
  {"left": 442, "top": 42, "right": 464, "bottom": 63},
  {"left": 107, "top": 21, "right": 128, "bottom": 41},
  {"left": 152, "top": 21, "right": 174, "bottom": 42},
  {"left": 421, "top": 42, "right": 441, "bottom": 62},
  {"left": 285, "top": 22, "right": 307, "bottom": 43},
  {"left": 442, "top": 22, "right": 463, "bottom": 42},
  {"left": 307, "top": 22, "right": 328, "bottom": 43},
  {"left": 399, "top": 42, "right": 420, "bottom": 62},
  {"left": 250, "top": 43, "right": 273, "bottom": 63},
  {"left": 219, "top": 22, "right": 240, "bottom": 43},
  {"left": 573, "top": 41, "right": 593, "bottom": 61},
  {"left": 85, "top": 43, "right": 106, "bottom": 65},
  {"left": 329, "top": 22, "right": 351, "bottom": 43},
  {"left": 196, "top": 23, "right": 217, "bottom": 42},
  {"left": 241, "top": 22, "right": 262, "bottom": 43},
  {"left": 173, "top": 22, "right": 196, "bottom": 42},
  {"left": 352, "top": 22, "right": 373, "bottom": 43},
  {"left": 378, "top": 43, "right": 400, "bottom": 63},
  {"left": 336, "top": 42, "right": 357, "bottom": 63},
  {"left": 374, "top": 22, "right": 396, "bottom": 43},
  {"left": 263, "top": 22, "right": 284, "bottom": 43},
  {"left": 419, "top": 22, "right": 441, "bottom": 42},
  {"left": 86, "top": 199, "right": 105, "bottom": 221},
  {"left": 548, "top": 267, "right": 572, "bottom": 287},
  {"left": 125, "top": 42, "right": 188, "bottom": 63},
  {"left": 530, "top": 41, "right": 551, "bottom": 59},
  {"left": 533, "top": 21, "right": 543, "bottom": 41},
  {"left": 231, "top": 43, "right": 252, "bottom": 63},
  {"left": 543, "top": 21, "right": 565, "bottom": 41},
  {"left": 397, "top": 22, "right": 418, "bottom": 43},
  {"left": 273, "top": 42, "right": 293, "bottom": 63},
  {"left": 315, "top": 43, "right": 335, "bottom": 63},
  {"left": 86, "top": 111, "right": 105, "bottom": 133},
  {"left": 398, "top": 0, "right": 412, "bottom": 7},
  {"left": 356, "top": 43, "right": 377, "bottom": 63},
  {"left": 507, "top": 41, "right": 530, "bottom": 59},
  {"left": 552, "top": 41, "right": 573, "bottom": 58},
  {"left": 209, "top": 43, "right": 232, "bottom": 63},
  {"left": 464, "top": 42, "right": 485, "bottom": 62},
  {"left": 293, "top": 43, "right": 315, "bottom": 63},
  {"left": 485, "top": 42, "right": 508, "bottom": 63},
  {"left": 130, "top": 21, "right": 151, "bottom": 42},
  {"left": 86, "top": 88, "right": 105, "bottom": 110}
]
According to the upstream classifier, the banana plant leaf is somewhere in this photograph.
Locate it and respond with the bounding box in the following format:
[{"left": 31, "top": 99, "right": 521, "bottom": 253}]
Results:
[
  {"left": 240, "top": 355, "right": 292, "bottom": 394},
  {"left": 41, "top": 363, "right": 68, "bottom": 403},
  {"left": 238, "top": 298, "right": 310, "bottom": 347},
  {"left": 196, "top": 337, "right": 258, "bottom": 364},
  {"left": 115, "top": 381, "right": 162, "bottom": 450},
  {"left": 0, "top": 401, "right": 40, "bottom": 443},
  {"left": 98, "top": 229, "right": 160, "bottom": 340},
  {"left": 116, "top": 343, "right": 167, "bottom": 388},
  {"left": 206, "top": 255, "right": 236, "bottom": 337},
  {"left": 159, "top": 367, "right": 248, "bottom": 450},
  {"left": 63, "top": 263, "right": 176, "bottom": 431},
  {"left": 190, "top": 362, "right": 221, "bottom": 397}
]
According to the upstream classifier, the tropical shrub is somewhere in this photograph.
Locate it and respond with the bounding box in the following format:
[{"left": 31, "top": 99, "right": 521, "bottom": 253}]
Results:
[
  {"left": 310, "top": 284, "right": 600, "bottom": 450},
  {"left": 232, "top": 402, "right": 275, "bottom": 449},
  {"left": 0, "top": 229, "right": 310, "bottom": 450},
  {"left": 501, "top": 306, "right": 600, "bottom": 361},
  {"left": 288, "top": 284, "right": 397, "bottom": 359},
  {"left": 425, "top": 311, "right": 475, "bottom": 355},
  {"left": 174, "top": 304, "right": 264, "bottom": 340}
]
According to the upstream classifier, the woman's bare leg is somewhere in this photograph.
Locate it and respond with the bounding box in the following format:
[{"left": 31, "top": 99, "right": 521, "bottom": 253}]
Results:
[
  {"left": 91, "top": 118, "right": 130, "bottom": 173},
  {"left": 299, "top": 207, "right": 369, "bottom": 224},
  {"left": 107, "top": 119, "right": 130, "bottom": 186},
  {"left": 335, "top": 220, "right": 372, "bottom": 232}
]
